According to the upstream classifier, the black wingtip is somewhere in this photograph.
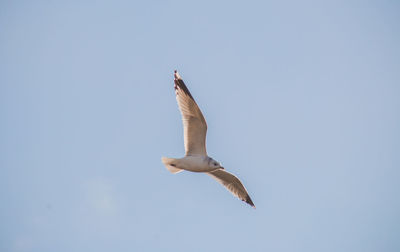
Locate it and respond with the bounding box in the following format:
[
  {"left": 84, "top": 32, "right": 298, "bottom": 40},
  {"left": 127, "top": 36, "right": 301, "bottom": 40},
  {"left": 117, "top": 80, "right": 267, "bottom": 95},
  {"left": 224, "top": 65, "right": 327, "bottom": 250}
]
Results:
[
  {"left": 173, "top": 71, "right": 194, "bottom": 100},
  {"left": 174, "top": 70, "right": 181, "bottom": 80},
  {"left": 245, "top": 195, "right": 256, "bottom": 209}
]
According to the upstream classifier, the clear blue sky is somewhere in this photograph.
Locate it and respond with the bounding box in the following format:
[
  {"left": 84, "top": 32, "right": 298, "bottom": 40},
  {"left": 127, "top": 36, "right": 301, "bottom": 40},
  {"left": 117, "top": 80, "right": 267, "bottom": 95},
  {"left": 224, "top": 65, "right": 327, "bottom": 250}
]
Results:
[{"left": 1, "top": 1, "right": 399, "bottom": 251}]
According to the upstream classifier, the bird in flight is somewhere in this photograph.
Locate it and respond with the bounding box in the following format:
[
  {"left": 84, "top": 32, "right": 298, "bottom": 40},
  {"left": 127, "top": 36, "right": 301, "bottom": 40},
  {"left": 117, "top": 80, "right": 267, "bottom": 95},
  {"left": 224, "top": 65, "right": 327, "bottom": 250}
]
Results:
[{"left": 162, "top": 70, "right": 255, "bottom": 208}]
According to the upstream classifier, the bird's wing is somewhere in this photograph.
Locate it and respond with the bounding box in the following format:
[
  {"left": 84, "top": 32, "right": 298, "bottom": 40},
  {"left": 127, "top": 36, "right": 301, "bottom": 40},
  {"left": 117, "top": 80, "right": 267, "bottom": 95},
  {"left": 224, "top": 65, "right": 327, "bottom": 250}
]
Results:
[
  {"left": 174, "top": 71, "right": 207, "bottom": 156},
  {"left": 207, "top": 169, "right": 255, "bottom": 208}
]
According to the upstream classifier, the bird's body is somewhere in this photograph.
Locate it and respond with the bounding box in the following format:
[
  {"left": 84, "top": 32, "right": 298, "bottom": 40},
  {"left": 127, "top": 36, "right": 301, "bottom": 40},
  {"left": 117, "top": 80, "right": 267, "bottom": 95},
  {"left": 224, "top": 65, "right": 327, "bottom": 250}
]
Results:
[
  {"left": 162, "top": 70, "right": 255, "bottom": 208},
  {"left": 163, "top": 155, "right": 221, "bottom": 173}
]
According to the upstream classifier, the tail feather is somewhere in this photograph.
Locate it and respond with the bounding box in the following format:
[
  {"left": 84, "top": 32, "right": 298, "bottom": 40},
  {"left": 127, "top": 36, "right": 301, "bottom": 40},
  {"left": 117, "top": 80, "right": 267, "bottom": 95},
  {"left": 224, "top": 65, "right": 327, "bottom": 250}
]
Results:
[{"left": 161, "top": 157, "right": 183, "bottom": 174}]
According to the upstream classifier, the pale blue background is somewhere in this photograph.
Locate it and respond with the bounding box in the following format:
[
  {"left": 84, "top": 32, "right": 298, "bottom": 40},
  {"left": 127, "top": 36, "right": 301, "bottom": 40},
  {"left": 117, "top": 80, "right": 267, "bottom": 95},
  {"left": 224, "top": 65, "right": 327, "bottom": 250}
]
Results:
[{"left": 1, "top": 1, "right": 399, "bottom": 251}]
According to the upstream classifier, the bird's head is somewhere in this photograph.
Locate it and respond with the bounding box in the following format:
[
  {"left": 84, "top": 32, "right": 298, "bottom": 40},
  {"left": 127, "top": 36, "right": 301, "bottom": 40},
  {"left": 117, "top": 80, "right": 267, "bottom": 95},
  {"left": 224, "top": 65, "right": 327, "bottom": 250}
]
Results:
[{"left": 209, "top": 158, "right": 224, "bottom": 170}]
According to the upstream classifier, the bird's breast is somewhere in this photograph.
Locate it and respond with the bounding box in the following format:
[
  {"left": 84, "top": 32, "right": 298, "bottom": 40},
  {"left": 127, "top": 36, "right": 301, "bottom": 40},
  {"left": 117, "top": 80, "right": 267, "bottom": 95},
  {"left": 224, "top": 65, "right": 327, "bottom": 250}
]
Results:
[{"left": 177, "top": 156, "right": 216, "bottom": 172}]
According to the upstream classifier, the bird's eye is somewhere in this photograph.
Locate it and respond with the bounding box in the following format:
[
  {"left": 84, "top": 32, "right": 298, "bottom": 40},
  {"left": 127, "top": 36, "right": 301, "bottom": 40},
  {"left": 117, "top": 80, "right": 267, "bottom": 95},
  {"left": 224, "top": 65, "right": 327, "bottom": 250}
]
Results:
[{"left": 214, "top": 162, "right": 218, "bottom": 166}]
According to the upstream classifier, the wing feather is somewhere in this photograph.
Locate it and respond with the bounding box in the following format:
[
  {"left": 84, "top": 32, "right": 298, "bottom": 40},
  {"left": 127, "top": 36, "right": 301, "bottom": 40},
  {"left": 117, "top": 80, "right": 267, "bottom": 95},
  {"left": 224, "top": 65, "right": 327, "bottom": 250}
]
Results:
[
  {"left": 207, "top": 169, "right": 255, "bottom": 208},
  {"left": 174, "top": 71, "right": 207, "bottom": 156}
]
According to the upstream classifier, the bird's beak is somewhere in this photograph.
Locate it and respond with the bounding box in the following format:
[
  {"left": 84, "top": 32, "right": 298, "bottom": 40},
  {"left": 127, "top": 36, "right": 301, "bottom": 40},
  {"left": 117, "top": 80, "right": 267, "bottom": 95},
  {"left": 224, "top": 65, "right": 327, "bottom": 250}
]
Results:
[{"left": 220, "top": 167, "right": 224, "bottom": 170}]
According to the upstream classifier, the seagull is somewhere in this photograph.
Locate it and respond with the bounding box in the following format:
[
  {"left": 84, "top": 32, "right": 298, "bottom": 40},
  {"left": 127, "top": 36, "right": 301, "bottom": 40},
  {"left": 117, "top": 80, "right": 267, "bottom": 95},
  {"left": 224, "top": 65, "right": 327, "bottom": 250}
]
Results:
[{"left": 162, "top": 70, "right": 255, "bottom": 208}]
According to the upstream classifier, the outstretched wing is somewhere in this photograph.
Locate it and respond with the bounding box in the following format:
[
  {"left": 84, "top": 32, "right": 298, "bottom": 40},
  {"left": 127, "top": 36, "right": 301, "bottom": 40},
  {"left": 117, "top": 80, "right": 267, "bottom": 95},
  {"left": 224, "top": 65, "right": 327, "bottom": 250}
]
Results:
[
  {"left": 174, "top": 71, "right": 207, "bottom": 156},
  {"left": 207, "top": 169, "right": 255, "bottom": 208}
]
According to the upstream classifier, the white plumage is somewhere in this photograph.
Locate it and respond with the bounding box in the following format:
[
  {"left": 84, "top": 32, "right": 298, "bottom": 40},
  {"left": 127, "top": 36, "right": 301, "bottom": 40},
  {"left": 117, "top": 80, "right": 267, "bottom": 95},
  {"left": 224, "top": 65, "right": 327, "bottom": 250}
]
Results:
[{"left": 162, "top": 70, "right": 255, "bottom": 208}]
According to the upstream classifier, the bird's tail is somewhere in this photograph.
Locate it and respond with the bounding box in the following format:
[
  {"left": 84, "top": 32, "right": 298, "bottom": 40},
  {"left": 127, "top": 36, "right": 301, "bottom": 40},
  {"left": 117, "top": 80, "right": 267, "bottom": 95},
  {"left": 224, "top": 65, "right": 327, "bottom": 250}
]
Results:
[{"left": 161, "top": 157, "right": 183, "bottom": 174}]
